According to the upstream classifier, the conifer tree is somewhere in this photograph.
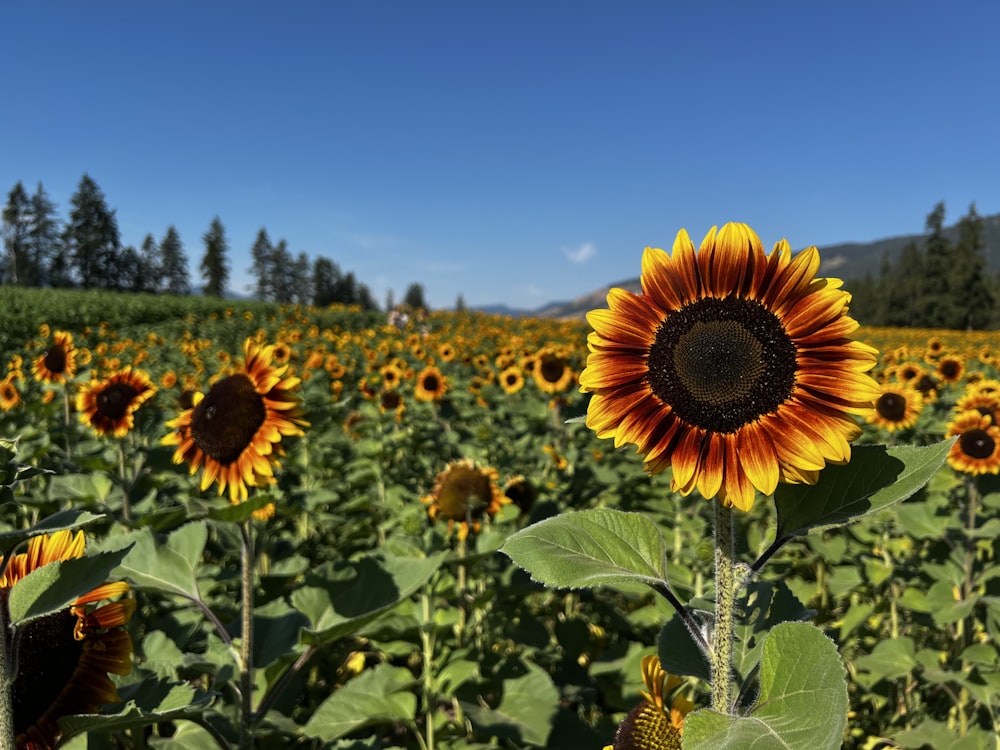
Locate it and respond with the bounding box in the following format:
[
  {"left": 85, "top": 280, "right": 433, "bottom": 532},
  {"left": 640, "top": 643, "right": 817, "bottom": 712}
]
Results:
[
  {"left": 200, "top": 216, "right": 230, "bottom": 297},
  {"left": 290, "top": 251, "right": 312, "bottom": 305},
  {"left": 159, "top": 225, "right": 190, "bottom": 295},
  {"left": 403, "top": 282, "right": 428, "bottom": 311},
  {"left": 270, "top": 239, "right": 293, "bottom": 303},
  {"left": 920, "top": 202, "right": 956, "bottom": 328},
  {"left": 63, "top": 173, "right": 121, "bottom": 289},
  {"left": 139, "top": 234, "right": 163, "bottom": 292},
  {"left": 250, "top": 228, "right": 274, "bottom": 301},
  {"left": 950, "top": 202, "right": 995, "bottom": 329},
  {"left": 27, "top": 183, "right": 62, "bottom": 287},
  {"left": 312, "top": 256, "right": 340, "bottom": 306},
  {"left": 2, "top": 182, "right": 31, "bottom": 284}
]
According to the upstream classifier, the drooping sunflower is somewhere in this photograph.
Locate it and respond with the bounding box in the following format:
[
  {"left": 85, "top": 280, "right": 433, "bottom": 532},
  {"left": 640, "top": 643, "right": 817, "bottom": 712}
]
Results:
[
  {"left": 162, "top": 339, "right": 309, "bottom": 503},
  {"left": 422, "top": 458, "right": 507, "bottom": 540},
  {"left": 866, "top": 382, "right": 923, "bottom": 433},
  {"left": 31, "top": 330, "right": 77, "bottom": 384},
  {"left": 76, "top": 367, "right": 157, "bottom": 438},
  {"left": 946, "top": 410, "right": 1000, "bottom": 475},
  {"left": 1, "top": 376, "right": 21, "bottom": 411},
  {"left": 414, "top": 365, "right": 448, "bottom": 402},
  {"left": 579, "top": 223, "right": 880, "bottom": 512},
  {"left": 602, "top": 656, "right": 692, "bottom": 750},
  {"left": 2, "top": 529, "right": 135, "bottom": 750}
]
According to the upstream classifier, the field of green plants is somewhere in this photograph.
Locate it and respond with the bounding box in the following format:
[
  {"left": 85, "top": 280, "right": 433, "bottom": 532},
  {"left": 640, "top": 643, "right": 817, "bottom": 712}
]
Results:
[{"left": 1, "top": 285, "right": 999, "bottom": 750}]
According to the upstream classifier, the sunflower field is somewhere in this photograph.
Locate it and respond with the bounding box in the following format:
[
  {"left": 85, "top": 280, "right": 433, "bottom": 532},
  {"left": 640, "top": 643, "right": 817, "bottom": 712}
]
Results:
[{"left": 1, "top": 279, "right": 1000, "bottom": 750}]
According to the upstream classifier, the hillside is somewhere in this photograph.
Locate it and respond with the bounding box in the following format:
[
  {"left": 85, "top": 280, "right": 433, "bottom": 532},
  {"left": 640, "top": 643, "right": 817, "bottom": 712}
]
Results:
[{"left": 530, "top": 213, "right": 1000, "bottom": 320}]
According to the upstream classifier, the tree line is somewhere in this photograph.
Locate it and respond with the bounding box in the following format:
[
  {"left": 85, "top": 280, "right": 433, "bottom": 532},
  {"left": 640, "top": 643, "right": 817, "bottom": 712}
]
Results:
[
  {"left": 2, "top": 173, "right": 430, "bottom": 311},
  {"left": 847, "top": 202, "right": 998, "bottom": 329}
]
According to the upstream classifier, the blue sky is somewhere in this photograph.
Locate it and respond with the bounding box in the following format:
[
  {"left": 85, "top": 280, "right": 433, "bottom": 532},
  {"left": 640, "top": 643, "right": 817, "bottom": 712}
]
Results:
[{"left": 3, "top": 2, "right": 998, "bottom": 310}]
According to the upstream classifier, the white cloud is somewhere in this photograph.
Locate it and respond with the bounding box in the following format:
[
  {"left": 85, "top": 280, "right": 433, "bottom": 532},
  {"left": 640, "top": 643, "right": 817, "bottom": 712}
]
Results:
[{"left": 563, "top": 241, "right": 596, "bottom": 264}]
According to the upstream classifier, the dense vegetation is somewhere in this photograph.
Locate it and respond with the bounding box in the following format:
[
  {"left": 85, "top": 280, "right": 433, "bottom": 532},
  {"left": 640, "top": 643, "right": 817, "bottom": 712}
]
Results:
[{"left": 0, "top": 288, "right": 998, "bottom": 748}]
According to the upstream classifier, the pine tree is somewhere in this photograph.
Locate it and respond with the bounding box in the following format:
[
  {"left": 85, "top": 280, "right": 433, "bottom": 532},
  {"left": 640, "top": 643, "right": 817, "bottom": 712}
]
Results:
[
  {"left": 2, "top": 182, "right": 32, "bottom": 284},
  {"left": 920, "top": 202, "right": 957, "bottom": 328},
  {"left": 118, "top": 246, "right": 144, "bottom": 292},
  {"left": 403, "top": 282, "right": 428, "bottom": 311},
  {"left": 950, "top": 203, "right": 995, "bottom": 330},
  {"left": 250, "top": 228, "right": 274, "bottom": 301},
  {"left": 455, "top": 293, "right": 466, "bottom": 312},
  {"left": 139, "top": 234, "right": 163, "bottom": 292},
  {"left": 200, "top": 216, "right": 230, "bottom": 297},
  {"left": 312, "top": 256, "right": 340, "bottom": 306},
  {"left": 270, "top": 239, "right": 293, "bottom": 303},
  {"left": 27, "top": 183, "right": 62, "bottom": 287},
  {"left": 63, "top": 173, "right": 121, "bottom": 289},
  {"left": 290, "top": 251, "right": 312, "bottom": 305},
  {"left": 159, "top": 226, "right": 190, "bottom": 295}
]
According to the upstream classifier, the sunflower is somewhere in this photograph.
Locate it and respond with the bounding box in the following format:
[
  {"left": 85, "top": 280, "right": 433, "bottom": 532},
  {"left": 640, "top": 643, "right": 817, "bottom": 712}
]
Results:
[
  {"left": 379, "top": 389, "right": 406, "bottom": 421},
  {"left": 2, "top": 530, "right": 134, "bottom": 750},
  {"left": 162, "top": 339, "right": 309, "bottom": 503},
  {"left": 533, "top": 348, "right": 575, "bottom": 394},
  {"left": 1, "top": 376, "right": 21, "bottom": 411},
  {"left": 499, "top": 366, "right": 526, "bottom": 395},
  {"left": 579, "top": 223, "right": 880, "bottom": 512},
  {"left": 503, "top": 475, "right": 538, "bottom": 514},
  {"left": 77, "top": 367, "right": 157, "bottom": 438},
  {"left": 31, "top": 330, "right": 77, "bottom": 384},
  {"left": 935, "top": 355, "right": 965, "bottom": 385},
  {"left": 955, "top": 388, "right": 1000, "bottom": 426},
  {"left": 414, "top": 365, "right": 448, "bottom": 402},
  {"left": 603, "top": 656, "right": 692, "bottom": 750},
  {"left": 866, "top": 382, "right": 923, "bottom": 433},
  {"left": 946, "top": 410, "right": 1000, "bottom": 475},
  {"left": 422, "top": 458, "right": 506, "bottom": 540}
]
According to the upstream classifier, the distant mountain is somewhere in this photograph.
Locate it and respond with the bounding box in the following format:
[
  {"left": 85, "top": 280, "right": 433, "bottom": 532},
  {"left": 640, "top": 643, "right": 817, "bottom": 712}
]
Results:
[{"left": 526, "top": 213, "right": 1000, "bottom": 320}]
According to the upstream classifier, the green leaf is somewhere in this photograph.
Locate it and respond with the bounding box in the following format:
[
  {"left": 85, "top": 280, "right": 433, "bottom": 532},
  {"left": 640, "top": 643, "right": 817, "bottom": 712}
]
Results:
[
  {"left": 108, "top": 522, "right": 208, "bottom": 600},
  {"left": 292, "top": 554, "right": 444, "bottom": 646},
  {"left": 8, "top": 545, "right": 133, "bottom": 626},
  {"left": 852, "top": 637, "right": 917, "bottom": 681},
  {"left": 56, "top": 677, "right": 216, "bottom": 739},
  {"left": 302, "top": 663, "right": 417, "bottom": 741},
  {"left": 683, "top": 622, "right": 848, "bottom": 750},
  {"left": 775, "top": 440, "right": 954, "bottom": 538},
  {"left": 460, "top": 662, "right": 560, "bottom": 746},
  {"left": 500, "top": 508, "right": 670, "bottom": 590},
  {"left": 0, "top": 509, "right": 105, "bottom": 555},
  {"left": 206, "top": 492, "right": 276, "bottom": 523}
]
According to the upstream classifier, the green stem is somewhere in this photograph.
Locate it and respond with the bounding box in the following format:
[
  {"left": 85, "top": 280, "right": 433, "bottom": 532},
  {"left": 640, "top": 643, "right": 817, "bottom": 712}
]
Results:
[
  {"left": 0, "top": 618, "right": 16, "bottom": 750},
  {"left": 420, "top": 591, "right": 436, "bottom": 750},
  {"left": 711, "top": 501, "right": 737, "bottom": 714},
  {"left": 117, "top": 439, "right": 133, "bottom": 523},
  {"left": 239, "top": 520, "right": 255, "bottom": 750}
]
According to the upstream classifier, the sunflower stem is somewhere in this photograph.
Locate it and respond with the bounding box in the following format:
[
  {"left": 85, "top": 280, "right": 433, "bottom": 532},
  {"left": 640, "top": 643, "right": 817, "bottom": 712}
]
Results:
[
  {"left": 239, "top": 519, "right": 255, "bottom": 750},
  {"left": 0, "top": 617, "right": 16, "bottom": 750},
  {"left": 711, "top": 501, "right": 737, "bottom": 714}
]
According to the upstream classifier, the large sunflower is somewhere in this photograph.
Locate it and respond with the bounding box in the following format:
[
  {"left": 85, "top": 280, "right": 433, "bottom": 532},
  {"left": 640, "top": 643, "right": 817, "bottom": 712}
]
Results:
[
  {"left": 946, "top": 410, "right": 1000, "bottom": 475},
  {"left": 77, "top": 367, "right": 157, "bottom": 438},
  {"left": 2, "top": 529, "right": 135, "bottom": 750},
  {"left": 31, "top": 330, "right": 77, "bottom": 384},
  {"left": 533, "top": 348, "right": 575, "bottom": 394},
  {"left": 579, "top": 223, "right": 880, "bottom": 511},
  {"left": 162, "top": 339, "right": 309, "bottom": 503},
  {"left": 603, "top": 655, "right": 692, "bottom": 750}
]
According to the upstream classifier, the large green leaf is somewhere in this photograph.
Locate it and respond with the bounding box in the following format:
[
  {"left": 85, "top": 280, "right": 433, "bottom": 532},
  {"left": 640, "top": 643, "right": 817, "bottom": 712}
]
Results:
[
  {"left": 292, "top": 553, "right": 444, "bottom": 646},
  {"left": 302, "top": 663, "right": 417, "bottom": 741},
  {"left": 0, "top": 509, "right": 105, "bottom": 555},
  {"left": 460, "top": 661, "right": 560, "bottom": 746},
  {"left": 108, "top": 522, "right": 208, "bottom": 600},
  {"left": 500, "top": 508, "right": 670, "bottom": 589},
  {"left": 683, "top": 622, "right": 848, "bottom": 750},
  {"left": 774, "top": 440, "right": 954, "bottom": 539},
  {"left": 8, "top": 545, "right": 133, "bottom": 626}
]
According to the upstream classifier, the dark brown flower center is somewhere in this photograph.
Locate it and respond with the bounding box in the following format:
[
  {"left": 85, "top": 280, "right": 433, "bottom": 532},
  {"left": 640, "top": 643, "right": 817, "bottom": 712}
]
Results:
[
  {"left": 190, "top": 373, "right": 266, "bottom": 464},
  {"left": 0, "top": 590, "right": 82, "bottom": 735},
  {"left": 876, "top": 393, "right": 907, "bottom": 421},
  {"left": 44, "top": 345, "right": 67, "bottom": 374},
  {"left": 97, "top": 382, "right": 141, "bottom": 420},
  {"left": 960, "top": 429, "right": 995, "bottom": 460},
  {"left": 421, "top": 374, "right": 441, "bottom": 392},
  {"left": 613, "top": 703, "right": 681, "bottom": 750},
  {"left": 538, "top": 356, "right": 567, "bottom": 383},
  {"left": 646, "top": 297, "right": 797, "bottom": 433}
]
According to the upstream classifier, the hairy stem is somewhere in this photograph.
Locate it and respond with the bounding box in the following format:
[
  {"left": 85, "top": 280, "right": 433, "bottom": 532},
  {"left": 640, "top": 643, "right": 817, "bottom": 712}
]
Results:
[
  {"left": 711, "top": 502, "right": 737, "bottom": 714},
  {"left": 239, "top": 520, "right": 255, "bottom": 750}
]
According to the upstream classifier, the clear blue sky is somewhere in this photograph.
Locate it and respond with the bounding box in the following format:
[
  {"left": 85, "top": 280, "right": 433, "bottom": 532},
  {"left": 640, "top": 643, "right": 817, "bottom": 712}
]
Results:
[{"left": 3, "top": 2, "right": 998, "bottom": 310}]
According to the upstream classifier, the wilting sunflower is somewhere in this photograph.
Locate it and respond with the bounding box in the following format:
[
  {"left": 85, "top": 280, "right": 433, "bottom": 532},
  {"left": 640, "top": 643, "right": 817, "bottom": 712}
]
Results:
[
  {"left": 579, "top": 223, "right": 880, "bottom": 511},
  {"left": 0, "top": 376, "right": 21, "bottom": 411},
  {"left": 77, "top": 367, "right": 157, "bottom": 438},
  {"left": 31, "top": 330, "right": 77, "bottom": 384},
  {"left": 162, "top": 339, "right": 309, "bottom": 503},
  {"left": 422, "top": 458, "right": 506, "bottom": 540},
  {"left": 867, "top": 382, "right": 923, "bottom": 433},
  {"left": 603, "top": 656, "right": 692, "bottom": 750},
  {"left": 533, "top": 348, "right": 575, "bottom": 394},
  {"left": 2, "top": 529, "right": 135, "bottom": 750},
  {"left": 946, "top": 410, "right": 1000, "bottom": 475},
  {"left": 499, "top": 366, "right": 526, "bottom": 395},
  {"left": 414, "top": 365, "right": 448, "bottom": 402}
]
